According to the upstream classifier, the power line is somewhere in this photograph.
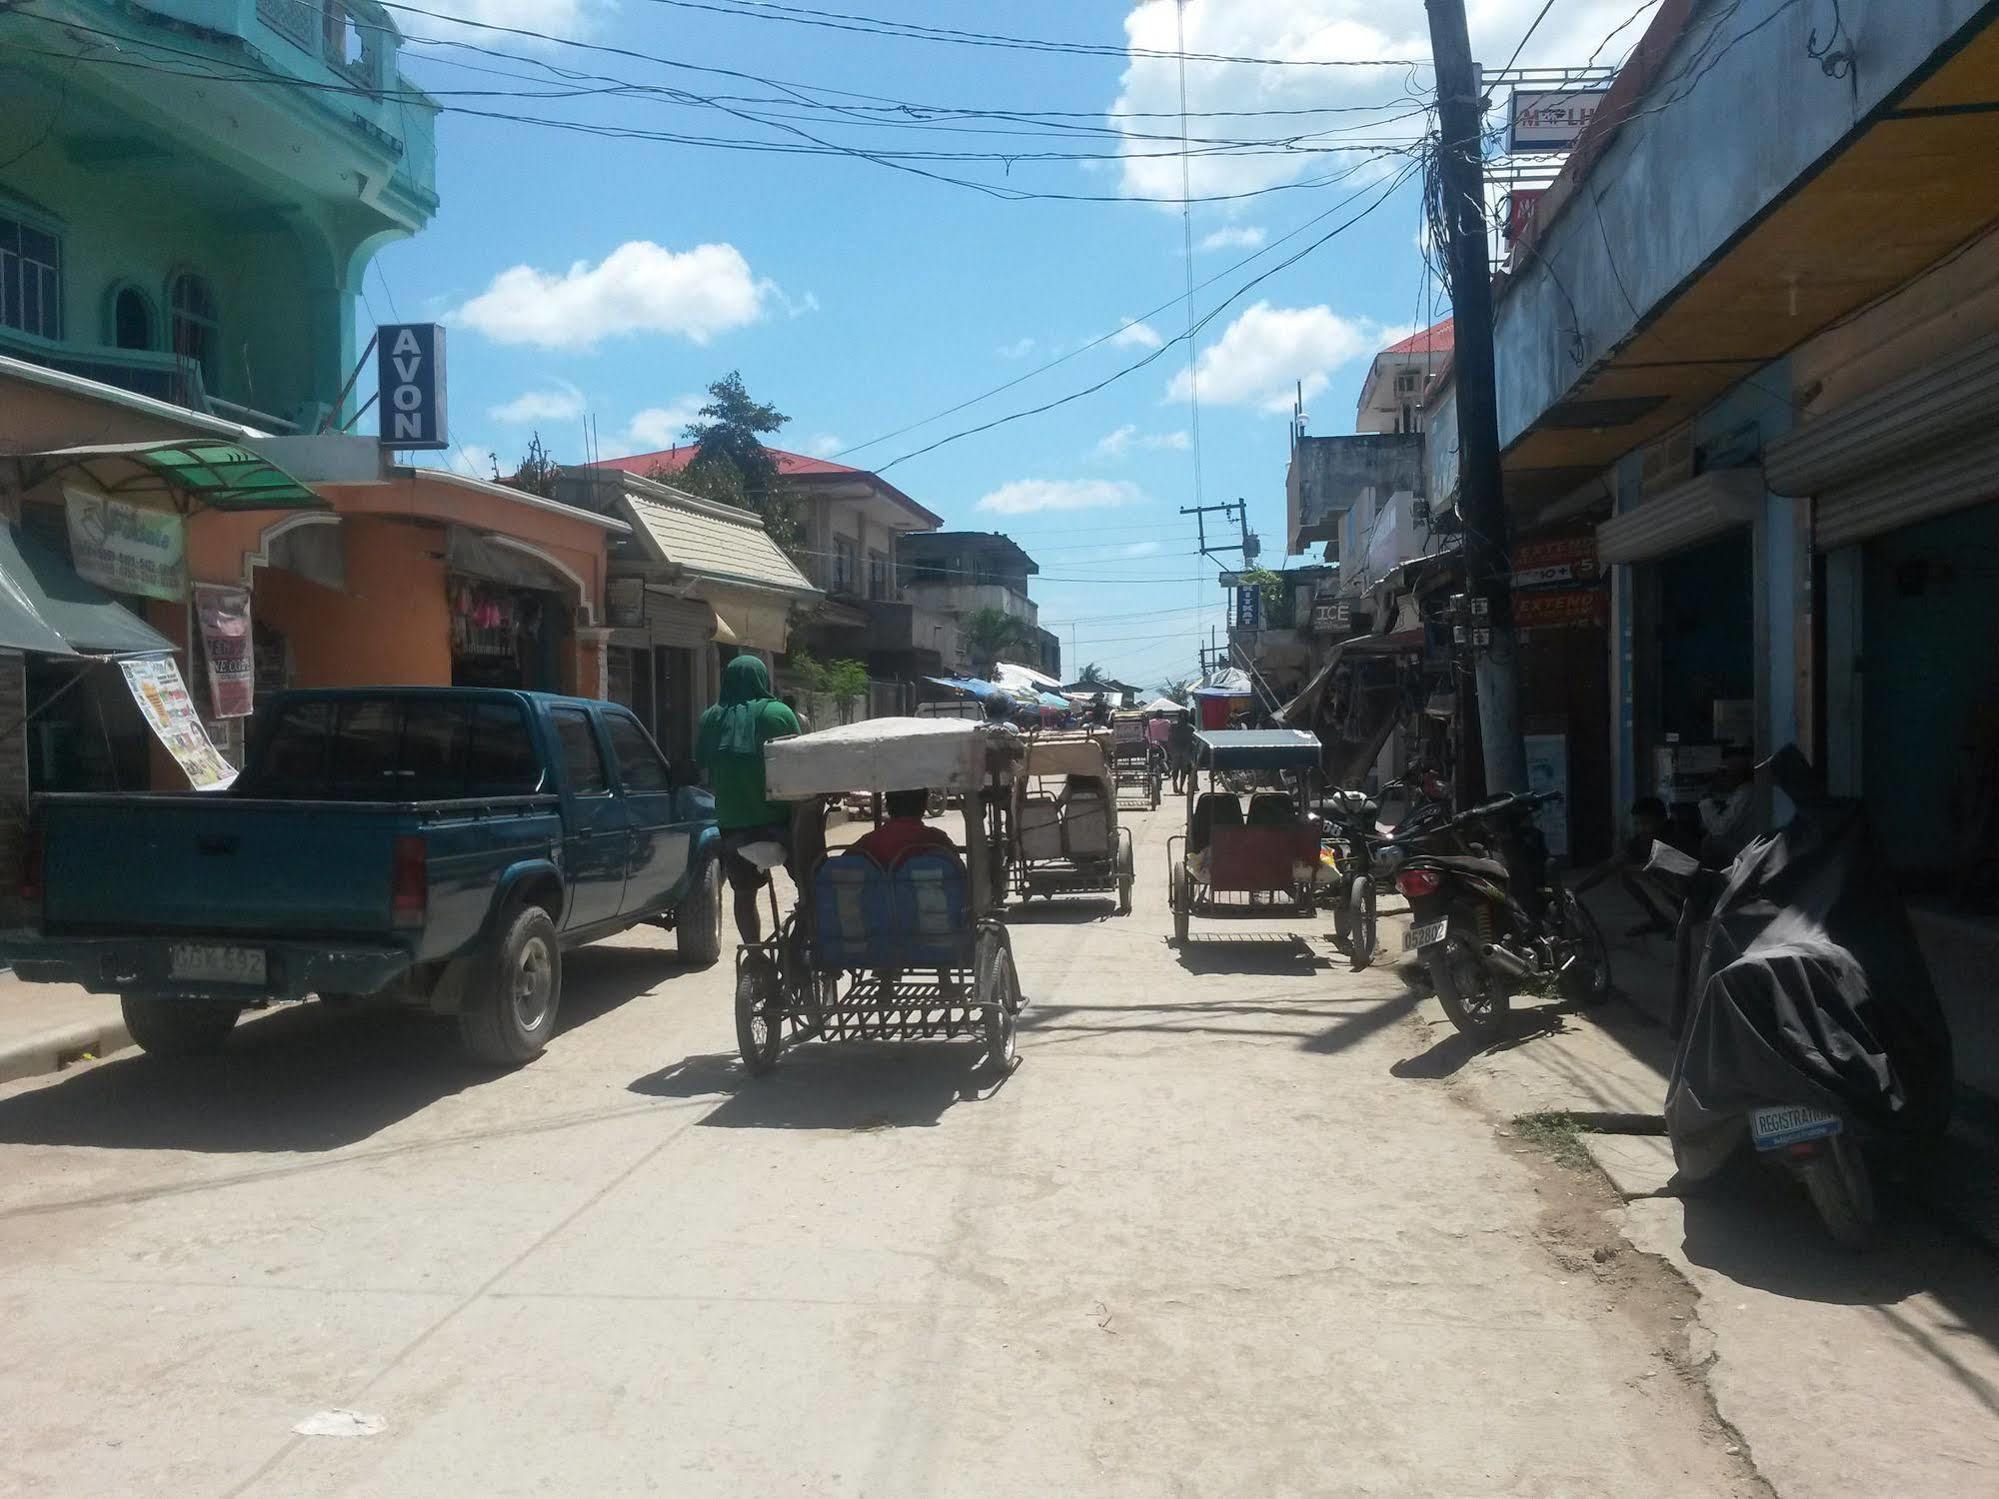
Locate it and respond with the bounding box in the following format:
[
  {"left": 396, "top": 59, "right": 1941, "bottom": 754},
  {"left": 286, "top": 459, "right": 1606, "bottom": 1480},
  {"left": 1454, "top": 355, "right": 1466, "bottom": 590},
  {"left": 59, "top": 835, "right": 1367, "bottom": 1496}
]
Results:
[
  {"left": 616, "top": 0, "right": 1428, "bottom": 68},
  {"left": 1498, "top": 2, "right": 1560, "bottom": 79},
  {"left": 872, "top": 154, "right": 1426, "bottom": 473}
]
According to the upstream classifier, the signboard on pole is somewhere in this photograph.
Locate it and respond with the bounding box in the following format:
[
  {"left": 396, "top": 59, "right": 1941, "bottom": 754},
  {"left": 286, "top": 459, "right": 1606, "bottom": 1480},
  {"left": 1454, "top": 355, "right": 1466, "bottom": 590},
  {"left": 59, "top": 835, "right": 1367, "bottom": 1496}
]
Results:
[
  {"left": 1510, "top": 535, "right": 1601, "bottom": 589},
  {"left": 119, "top": 656, "right": 237, "bottom": 790},
  {"left": 377, "top": 323, "right": 449, "bottom": 449},
  {"left": 1508, "top": 88, "right": 1607, "bottom": 152},
  {"left": 65, "top": 488, "right": 186, "bottom": 602},
  {"left": 193, "top": 583, "right": 255, "bottom": 718},
  {"left": 1232, "top": 585, "right": 1263, "bottom": 631}
]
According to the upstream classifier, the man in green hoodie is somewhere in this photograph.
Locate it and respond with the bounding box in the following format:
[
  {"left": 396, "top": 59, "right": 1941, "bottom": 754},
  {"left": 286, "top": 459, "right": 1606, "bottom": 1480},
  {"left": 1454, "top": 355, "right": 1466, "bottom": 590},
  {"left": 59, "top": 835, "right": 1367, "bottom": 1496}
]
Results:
[{"left": 696, "top": 654, "right": 801, "bottom": 946}]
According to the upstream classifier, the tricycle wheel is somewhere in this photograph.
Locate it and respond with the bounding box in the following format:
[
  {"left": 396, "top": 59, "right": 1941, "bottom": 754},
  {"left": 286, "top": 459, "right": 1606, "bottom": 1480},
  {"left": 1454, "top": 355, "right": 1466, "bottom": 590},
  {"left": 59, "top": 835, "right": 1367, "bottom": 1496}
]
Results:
[
  {"left": 975, "top": 931, "right": 1019, "bottom": 1078},
  {"left": 676, "top": 857, "right": 722, "bottom": 967},
  {"left": 1169, "top": 862, "right": 1190, "bottom": 945},
  {"left": 459, "top": 904, "right": 563, "bottom": 1067},
  {"left": 1115, "top": 829, "right": 1135, "bottom": 915},
  {"left": 735, "top": 957, "right": 784, "bottom": 1075},
  {"left": 120, "top": 996, "right": 242, "bottom": 1058},
  {"left": 1347, "top": 877, "right": 1378, "bottom": 971}
]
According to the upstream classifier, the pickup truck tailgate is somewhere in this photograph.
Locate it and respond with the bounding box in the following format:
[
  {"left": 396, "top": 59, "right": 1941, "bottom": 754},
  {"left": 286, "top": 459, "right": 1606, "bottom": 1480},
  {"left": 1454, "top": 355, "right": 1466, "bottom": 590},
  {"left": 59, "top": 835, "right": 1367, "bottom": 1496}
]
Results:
[{"left": 40, "top": 796, "right": 410, "bottom": 936}]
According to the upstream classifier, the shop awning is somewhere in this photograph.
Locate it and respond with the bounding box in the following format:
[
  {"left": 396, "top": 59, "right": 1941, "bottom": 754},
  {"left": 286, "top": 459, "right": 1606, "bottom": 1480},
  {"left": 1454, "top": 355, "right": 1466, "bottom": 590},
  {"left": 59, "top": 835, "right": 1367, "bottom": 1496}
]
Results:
[
  {"left": 0, "top": 525, "right": 175, "bottom": 658},
  {"left": 22, "top": 439, "right": 323, "bottom": 511},
  {"left": 925, "top": 675, "right": 1005, "bottom": 702}
]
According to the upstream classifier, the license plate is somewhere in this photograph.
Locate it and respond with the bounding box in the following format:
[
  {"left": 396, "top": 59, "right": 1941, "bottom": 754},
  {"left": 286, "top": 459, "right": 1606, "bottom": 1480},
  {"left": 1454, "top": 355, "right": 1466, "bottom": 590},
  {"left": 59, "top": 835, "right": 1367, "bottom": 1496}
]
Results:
[
  {"left": 168, "top": 943, "right": 267, "bottom": 986},
  {"left": 1749, "top": 1105, "right": 1843, "bottom": 1150},
  {"left": 1406, "top": 918, "right": 1448, "bottom": 951}
]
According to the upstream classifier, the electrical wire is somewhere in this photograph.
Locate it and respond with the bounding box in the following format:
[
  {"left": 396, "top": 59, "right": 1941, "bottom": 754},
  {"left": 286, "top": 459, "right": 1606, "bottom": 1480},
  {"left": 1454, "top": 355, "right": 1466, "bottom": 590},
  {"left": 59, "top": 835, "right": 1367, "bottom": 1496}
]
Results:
[{"left": 1498, "top": 1, "right": 1560, "bottom": 80}]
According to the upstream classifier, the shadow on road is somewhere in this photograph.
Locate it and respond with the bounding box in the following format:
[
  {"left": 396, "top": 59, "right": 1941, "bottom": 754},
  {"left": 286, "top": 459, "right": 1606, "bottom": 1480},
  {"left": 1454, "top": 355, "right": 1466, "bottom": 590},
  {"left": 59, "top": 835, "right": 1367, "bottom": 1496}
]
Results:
[
  {"left": 630, "top": 1042, "right": 989, "bottom": 1129},
  {"left": 1001, "top": 898, "right": 1121, "bottom": 925},
  {"left": 1170, "top": 933, "right": 1329, "bottom": 976},
  {"left": 0, "top": 940, "right": 686, "bottom": 1154},
  {"left": 1389, "top": 1007, "right": 1570, "bottom": 1080},
  {"left": 1299, "top": 986, "right": 1424, "bottom": 1056}
]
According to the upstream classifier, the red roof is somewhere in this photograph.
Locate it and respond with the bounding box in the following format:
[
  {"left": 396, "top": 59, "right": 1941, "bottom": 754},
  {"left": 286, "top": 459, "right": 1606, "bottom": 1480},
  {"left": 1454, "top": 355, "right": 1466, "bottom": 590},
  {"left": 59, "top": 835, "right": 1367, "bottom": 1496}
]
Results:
[
  {"left": 590, "top": 444, "right": 942, "bottom": 527},
  {"left": 591, "top": 445, "right": 867, "bottom": 481},
  {"left": 1379, "top": 317, "right": 1454, "bottom": 358}
]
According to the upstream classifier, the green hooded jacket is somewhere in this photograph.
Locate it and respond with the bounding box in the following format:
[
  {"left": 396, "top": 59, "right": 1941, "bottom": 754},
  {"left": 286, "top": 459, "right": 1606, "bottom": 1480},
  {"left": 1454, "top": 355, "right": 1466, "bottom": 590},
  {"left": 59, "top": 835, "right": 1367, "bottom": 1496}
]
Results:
[{"left": 695, "top": 654, "right": 800, "bottom": 829}]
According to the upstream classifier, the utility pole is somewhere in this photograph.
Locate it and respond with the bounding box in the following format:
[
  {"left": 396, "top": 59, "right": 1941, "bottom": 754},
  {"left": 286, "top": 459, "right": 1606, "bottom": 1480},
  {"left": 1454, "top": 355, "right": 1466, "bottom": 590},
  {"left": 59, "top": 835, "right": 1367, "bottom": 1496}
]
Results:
[{"left": 1426, "top": 0, "right": 1527, "bottom": 795}]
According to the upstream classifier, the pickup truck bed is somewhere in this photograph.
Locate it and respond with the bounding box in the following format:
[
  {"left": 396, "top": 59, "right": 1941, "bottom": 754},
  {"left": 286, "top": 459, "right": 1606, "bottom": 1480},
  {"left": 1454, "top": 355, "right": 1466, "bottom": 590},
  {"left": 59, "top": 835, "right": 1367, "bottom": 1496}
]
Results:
[{"left": 6, "top": 688, "right": 721, "bottom": 1066}]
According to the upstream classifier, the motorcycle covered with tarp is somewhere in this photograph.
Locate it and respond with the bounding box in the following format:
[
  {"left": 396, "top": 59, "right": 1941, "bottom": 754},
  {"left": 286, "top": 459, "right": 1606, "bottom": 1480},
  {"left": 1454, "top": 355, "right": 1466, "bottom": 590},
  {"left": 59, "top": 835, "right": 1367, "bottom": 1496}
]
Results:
[{"left": 1664, "top": 747, "right": 1955, "bottom": 1245}]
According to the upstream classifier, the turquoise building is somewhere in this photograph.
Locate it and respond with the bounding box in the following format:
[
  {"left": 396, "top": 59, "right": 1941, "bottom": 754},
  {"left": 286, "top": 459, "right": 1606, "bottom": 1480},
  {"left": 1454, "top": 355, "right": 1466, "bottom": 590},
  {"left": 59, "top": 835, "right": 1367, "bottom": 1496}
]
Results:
[{"left": 0, "top": 0, "right": 439, "bottom": 431}]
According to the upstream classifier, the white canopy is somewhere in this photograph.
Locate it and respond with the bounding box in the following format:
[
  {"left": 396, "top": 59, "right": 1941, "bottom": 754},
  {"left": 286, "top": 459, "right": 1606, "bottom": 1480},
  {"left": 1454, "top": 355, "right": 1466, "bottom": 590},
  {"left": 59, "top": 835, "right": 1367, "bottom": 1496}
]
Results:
[
  {"left": 1140, "top": 696, "right": 1188, "bottom": 714},
  {"left": 993, "top": 661, "right": 1063, "bottom": 693},
  {"left": 764, "top": 716, "right": 1009, "bottom": 798}
]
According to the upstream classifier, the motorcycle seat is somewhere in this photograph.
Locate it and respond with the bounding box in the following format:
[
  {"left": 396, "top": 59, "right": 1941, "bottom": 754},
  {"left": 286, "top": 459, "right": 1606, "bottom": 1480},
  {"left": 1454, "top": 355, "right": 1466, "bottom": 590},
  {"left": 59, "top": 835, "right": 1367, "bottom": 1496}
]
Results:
[
  {"left": 1417, "top": 854, "right": 1512, "bottom": 881},
  {"left": 1323, "top": 790, "right": 1379, "bottom": 821}
]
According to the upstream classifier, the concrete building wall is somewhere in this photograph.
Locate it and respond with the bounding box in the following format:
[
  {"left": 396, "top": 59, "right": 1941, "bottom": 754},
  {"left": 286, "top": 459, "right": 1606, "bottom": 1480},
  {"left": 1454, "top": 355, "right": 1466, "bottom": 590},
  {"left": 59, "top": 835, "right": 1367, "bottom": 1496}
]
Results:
[{"left": 1494, "top": 0, "right": 1988, "bottom": 450}]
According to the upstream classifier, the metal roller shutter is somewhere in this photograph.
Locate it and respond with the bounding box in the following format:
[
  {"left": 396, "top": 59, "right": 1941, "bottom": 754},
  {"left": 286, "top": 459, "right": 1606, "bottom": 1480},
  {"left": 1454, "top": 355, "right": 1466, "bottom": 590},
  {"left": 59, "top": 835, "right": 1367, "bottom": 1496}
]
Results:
[
  {"left": 1815, "top": 423, "right": 1999, "bottom": 550},
  {"left": 1767, "top": 334, "right": 1999, "bottom": 496},
  {"left": 1596, "top": 469, "right": 1764, "bottom": 565}
]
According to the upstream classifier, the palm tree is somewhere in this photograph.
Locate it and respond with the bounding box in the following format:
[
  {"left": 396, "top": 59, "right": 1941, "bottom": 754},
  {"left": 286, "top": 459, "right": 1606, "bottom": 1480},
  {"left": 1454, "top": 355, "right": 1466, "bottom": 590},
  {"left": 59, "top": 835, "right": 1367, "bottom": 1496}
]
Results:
[
  {"left": 960, "top": 607, "right": 1031, "bottom": 674},
  {"left": 1158, "top": 675, "right": 1195, "bottom": 702},
  {"left": 1076, "top": 662, "right": 1108, "bottom": 687}
]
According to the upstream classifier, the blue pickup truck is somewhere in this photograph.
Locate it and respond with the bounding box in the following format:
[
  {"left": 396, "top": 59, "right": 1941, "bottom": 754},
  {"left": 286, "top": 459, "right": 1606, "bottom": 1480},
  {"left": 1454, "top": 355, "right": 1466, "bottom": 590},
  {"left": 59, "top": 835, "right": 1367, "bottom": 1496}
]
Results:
[{"left": 6, "top": 688, "right": 721, "bottom": 1066}]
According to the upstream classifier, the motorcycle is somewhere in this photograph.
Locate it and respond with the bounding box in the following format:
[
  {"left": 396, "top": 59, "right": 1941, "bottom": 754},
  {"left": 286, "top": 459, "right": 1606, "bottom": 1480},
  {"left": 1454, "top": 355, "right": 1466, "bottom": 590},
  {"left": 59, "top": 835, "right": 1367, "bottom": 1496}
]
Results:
[
  {"left": 1318, "top": 767, "right": 1455, "bottom": 971},
  {"left": 1392, "top": 789, "right": 1611, "bottom": 1039},
  {"left": 1661, "top": 747, "right": 1955, "bottom": 1249}
]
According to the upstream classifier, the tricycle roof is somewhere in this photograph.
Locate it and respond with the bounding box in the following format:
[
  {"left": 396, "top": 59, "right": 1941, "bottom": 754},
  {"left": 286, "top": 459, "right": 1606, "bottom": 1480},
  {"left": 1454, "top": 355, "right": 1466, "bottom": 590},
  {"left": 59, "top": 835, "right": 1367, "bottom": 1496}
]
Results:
[
  {"left": 1023, "top": 731, "right": 1109, "bottom": 779},
  {"left": 764, "top": 716, "right": 1014, "bottom": 798},
  {"left": 1194, "top": 728, "right": 1322, "bottom": 771}
]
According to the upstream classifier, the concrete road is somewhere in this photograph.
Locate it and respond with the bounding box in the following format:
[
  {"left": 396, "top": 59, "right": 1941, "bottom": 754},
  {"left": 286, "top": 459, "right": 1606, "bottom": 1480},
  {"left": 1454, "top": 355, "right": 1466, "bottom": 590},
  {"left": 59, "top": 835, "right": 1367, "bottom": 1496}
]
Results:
[{"left": 0, "top": 806, "right": 1761, "bottom": 1497}]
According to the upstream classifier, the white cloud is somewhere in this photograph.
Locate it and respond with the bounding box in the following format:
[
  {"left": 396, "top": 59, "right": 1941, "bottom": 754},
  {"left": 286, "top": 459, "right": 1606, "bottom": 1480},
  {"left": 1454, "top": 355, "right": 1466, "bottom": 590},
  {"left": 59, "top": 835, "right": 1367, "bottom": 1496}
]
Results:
[
  {"left": 1110, "top": 318, "right": 1163, "bottom": 350},
  {"left": 412, "top": 1, "right": 608, "bottom": 46},
  {"left": 1198, "top": 225, "right": 1266, "bottom": 252},
  {"left": 489, "top": 380, "right": 584, "bottom": 425},
  {"left": 976, "top": 478, "right": 1145, "bottom": 516},
  {"left": 443, "top": 444, "right": 499, "bottom": 480},
  {"left": 1094, "top": 424, "right": 1191, "bottom": 460},
  {"left": 803, "top": 433, "right": 844, "bottom": 457},
  {"left": 997, "top": 336, "right": 1038, "bottom": 358},
  {"left": 1168, "top": 300, "right": 1381, "bottom": 411},
  {"left": 1111, "top": 2, "right": 1664, "bottom": 203},
  {"left": 453, "top": 241, "right": 769, "bottom": 350},
  {"left": 1122, "top": 540, "right": 1162, "bottom": 558},
  {"left": 621, "top": 395, "right": 706, "bottom": 452}
]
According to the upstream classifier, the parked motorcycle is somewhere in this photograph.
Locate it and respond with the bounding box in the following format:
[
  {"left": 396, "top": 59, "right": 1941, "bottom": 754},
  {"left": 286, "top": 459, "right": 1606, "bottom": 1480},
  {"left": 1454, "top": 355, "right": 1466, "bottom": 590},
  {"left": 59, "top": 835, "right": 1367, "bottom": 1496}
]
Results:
[
  {"left": 1318, "top": 767, "right": 1455, "bottom": 970},
  {"left": 1393, "top": 789, "right": 1611, "bottom": 1039},
  {"left": 1661, "top": 747, "right": 1954, "bottom": 1249}
]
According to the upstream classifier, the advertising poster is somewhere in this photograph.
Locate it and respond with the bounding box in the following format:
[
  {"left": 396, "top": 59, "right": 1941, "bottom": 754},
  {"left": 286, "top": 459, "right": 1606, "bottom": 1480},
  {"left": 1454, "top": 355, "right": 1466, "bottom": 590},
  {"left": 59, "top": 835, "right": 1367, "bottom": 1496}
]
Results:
[
  {"left": 118, "top": 657, "right": 237, "bottom": 790},
  {"left": 65, "top": 488, "right": 187, "bottom": 602},
  {"left": 1523, "top": 732, "right": 1570, "bottom": 859},
  {"left": 194, "top": 583, "right": 255, "bottom": 718}
]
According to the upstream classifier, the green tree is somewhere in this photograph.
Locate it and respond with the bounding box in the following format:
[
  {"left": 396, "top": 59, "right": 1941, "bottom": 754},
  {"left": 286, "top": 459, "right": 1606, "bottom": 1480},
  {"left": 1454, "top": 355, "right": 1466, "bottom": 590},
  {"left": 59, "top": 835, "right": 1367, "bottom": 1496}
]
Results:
[
  {"left": 648, "top": 370, "right": 804, "bottom": 553},
  {"left": 1158, "top": 675, "right": 1195, "bottom": 702},
  {"left": 790, "top": 649, "right": 871, "bottom": 725},
  {"left": 1075, "top": 662, "right": 1108, "bottom": 687},
  {"left": 497, "top": 431, "right": 562, "bottom": 499},
  {"left": 1237, "top": 566, "right": 1287, "bottom": 622},
  {"left": 960, "top": 607, "right": 1032, "bottom": 674}
]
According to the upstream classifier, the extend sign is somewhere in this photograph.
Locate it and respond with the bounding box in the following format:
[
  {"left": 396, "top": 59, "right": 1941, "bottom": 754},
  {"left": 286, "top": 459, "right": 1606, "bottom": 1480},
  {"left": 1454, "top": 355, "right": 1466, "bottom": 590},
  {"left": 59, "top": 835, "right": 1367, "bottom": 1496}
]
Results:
[
  {"left": 377, "top": 323, "right": 449, "bottom": 449},
  {"left": 1508, "top": 88, "right": 1606, "bottom": 152}
]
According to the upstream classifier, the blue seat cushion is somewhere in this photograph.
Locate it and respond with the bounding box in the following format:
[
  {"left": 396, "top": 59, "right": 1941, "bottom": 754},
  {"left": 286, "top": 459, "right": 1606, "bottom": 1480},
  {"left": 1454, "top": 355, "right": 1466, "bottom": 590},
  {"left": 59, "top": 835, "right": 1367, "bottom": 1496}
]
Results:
[
  {"left": 812, "top": 853, "right": 892, "bottom": 970},
  {"left": 891, "top": 850, "right": 974, "bottom": 968}
]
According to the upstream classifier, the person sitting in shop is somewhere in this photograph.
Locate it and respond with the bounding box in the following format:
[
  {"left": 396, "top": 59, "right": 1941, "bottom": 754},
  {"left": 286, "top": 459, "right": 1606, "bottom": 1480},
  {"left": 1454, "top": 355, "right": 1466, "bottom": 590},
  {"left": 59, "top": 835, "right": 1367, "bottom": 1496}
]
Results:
[{"left": 851, "top": 788, "right": 958, "bottom": 871}]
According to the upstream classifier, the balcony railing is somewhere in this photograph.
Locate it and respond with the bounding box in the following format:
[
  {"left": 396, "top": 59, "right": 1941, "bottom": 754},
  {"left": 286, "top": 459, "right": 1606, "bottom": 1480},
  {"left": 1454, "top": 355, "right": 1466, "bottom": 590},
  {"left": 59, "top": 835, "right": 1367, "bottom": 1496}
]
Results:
[
  {"left": 256, "top": 0, "right": 319, "bottom": 51},
  {"left": 1, "top": 332, "right": 299, "bottom": 433},
  {"left": 257, "top": 0, "right": 381, "bottom": 90}
]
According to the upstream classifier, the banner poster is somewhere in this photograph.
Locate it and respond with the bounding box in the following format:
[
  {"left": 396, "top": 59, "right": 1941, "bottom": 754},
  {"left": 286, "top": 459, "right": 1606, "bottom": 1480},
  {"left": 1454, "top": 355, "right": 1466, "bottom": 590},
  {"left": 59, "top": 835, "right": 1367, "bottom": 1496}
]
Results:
[
  {"left": 119, "top": 656, "right": 237, "bottom": 790},
  {"left": 194, "top": 583, "right": 255, "bottom": 718}
]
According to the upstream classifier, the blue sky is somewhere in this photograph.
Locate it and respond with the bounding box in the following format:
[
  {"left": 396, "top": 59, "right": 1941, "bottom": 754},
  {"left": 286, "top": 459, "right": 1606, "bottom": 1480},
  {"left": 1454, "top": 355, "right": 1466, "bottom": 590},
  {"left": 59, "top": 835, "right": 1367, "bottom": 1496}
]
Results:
[{"left": 369, "top": 1, "right": 1657, "bottom": 692}]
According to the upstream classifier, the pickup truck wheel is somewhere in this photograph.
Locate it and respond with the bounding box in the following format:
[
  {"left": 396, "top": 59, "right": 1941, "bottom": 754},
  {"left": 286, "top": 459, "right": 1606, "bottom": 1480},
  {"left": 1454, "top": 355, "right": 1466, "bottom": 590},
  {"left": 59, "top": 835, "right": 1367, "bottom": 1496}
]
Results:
[
  {"left": 677, "top": 858, "right": 722, "bottom": 967},
  {"left": 121, "top": 996, "right": 241, "bottom": 1058},
  {"left": 460, "top": 905, "right": 563, "bottom": 1067}
]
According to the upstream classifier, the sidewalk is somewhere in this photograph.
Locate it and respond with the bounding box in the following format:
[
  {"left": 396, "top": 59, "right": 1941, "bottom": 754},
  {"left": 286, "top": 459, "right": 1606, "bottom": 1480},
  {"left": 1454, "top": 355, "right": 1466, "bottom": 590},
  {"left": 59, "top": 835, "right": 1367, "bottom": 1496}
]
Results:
[
  {"left": 1389, "top": 887, "right": 1999, "bottom": 1499},
  {"left": 0, "top": 971, "right": 130, "bottom": 1085}
]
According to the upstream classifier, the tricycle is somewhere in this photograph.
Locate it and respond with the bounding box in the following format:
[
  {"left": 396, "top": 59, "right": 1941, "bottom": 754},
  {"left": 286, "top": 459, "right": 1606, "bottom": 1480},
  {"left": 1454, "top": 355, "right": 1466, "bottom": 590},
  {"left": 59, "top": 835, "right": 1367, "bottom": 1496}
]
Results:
[
  {"left": 1110, "top": 712, "right": 1162, "bottom": 809},
  {"left": 1008, "top": 729, "right": 1135, "bottom": 912},
  {"left": 1166, "top": 728, "right": 1324, "bottom": 944},
  {"left": 733, "top": 717, "right": 1026, "bottom": 1077}
]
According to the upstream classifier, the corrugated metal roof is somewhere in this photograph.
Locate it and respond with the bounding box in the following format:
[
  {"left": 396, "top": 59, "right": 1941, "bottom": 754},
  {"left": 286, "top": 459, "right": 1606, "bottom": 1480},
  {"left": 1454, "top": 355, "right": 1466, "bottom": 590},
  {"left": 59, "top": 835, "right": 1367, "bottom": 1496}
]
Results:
[{"left": 628, "top": 492, "right": 814, "bottom": 594}]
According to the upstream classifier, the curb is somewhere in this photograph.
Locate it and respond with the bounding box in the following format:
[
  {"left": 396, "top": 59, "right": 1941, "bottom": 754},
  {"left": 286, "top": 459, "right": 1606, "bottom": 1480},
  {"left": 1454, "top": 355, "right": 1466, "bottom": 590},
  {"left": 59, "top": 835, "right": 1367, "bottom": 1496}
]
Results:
[{"left": 0, "top": 1014, "right": 133, "bottom": 1086}]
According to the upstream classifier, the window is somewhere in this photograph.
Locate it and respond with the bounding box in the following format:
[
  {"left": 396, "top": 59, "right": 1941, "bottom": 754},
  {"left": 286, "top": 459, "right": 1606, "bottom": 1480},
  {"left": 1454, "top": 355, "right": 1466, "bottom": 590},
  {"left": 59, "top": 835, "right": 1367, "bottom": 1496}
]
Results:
[
  {"left": 111, "top": 285, "right": 155, "bottom": 351},
  {"left": 551, "top": 707, "right": 609, "bottom": 795},
  {"left": 255, "top": 702, "right": 333, "bottom": 795},
  {"left": 603, "top": 712, "right": 671, "bottom": 793},
  {"left": 1, "top": 214, "right": 62, "bottom": 341},
  {"left": 832, "top": 535, "right": 859, "bottom": 593},
  {"left": 465, "top": 702, "right": 541, "bottom": 795},
  {"left": 170, "top": 271, "right": 218, "bottom": 389},
  {"left": 867, "top": 549, "right": 890, "bottom": 600},
  {"left": 399, "top": 700, "right": 471, "bottom": 799}
]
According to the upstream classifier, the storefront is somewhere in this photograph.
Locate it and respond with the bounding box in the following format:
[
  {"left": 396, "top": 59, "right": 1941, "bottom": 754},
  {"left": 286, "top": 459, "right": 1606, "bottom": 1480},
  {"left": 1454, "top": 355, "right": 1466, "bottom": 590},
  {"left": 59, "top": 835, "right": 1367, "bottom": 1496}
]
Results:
[
  {"left": 1508, "top": 530, "right": 1613, "bottom": 864},
  {"left": 1599, "top": 467, "right": 1765, "bottom": 819}
]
